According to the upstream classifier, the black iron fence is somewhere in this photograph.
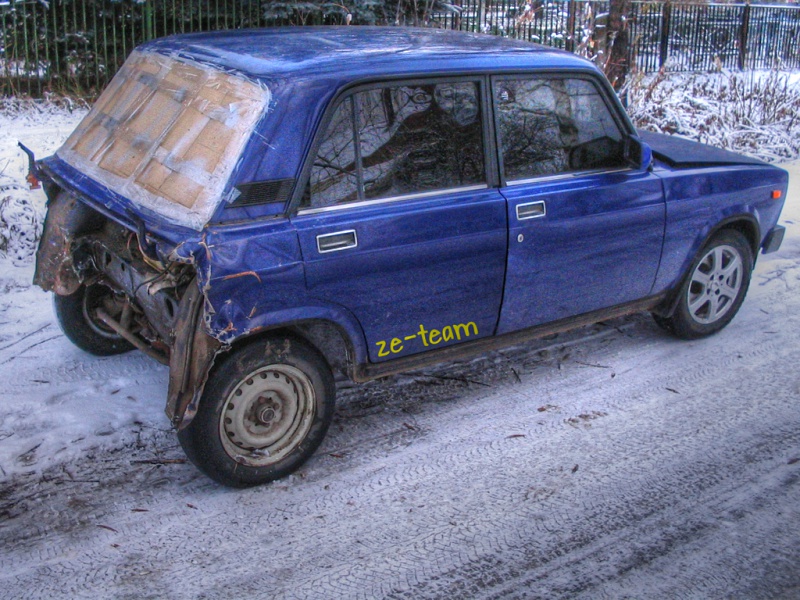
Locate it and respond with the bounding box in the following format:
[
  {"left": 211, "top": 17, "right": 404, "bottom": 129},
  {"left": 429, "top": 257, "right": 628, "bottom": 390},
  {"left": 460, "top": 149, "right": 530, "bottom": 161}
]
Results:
[
  {"left": 437, "top": 1, "right": 800, "bottom": 72},
  {"left": 2, "top": 0, "right": 800, "bottom": 97}
]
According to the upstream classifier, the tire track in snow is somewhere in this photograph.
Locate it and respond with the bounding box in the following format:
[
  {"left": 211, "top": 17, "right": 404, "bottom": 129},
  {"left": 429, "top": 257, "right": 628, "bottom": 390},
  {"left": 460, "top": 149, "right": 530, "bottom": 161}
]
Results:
[{"left": 1, "top": 248, "right": 799, "bottom": 598}]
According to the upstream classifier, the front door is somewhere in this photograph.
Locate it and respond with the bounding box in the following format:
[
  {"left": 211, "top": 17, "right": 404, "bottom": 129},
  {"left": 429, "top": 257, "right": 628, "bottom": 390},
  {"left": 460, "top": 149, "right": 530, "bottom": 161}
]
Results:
[{"left": 492, "top": 75, "right": 666, "bottom": 333}]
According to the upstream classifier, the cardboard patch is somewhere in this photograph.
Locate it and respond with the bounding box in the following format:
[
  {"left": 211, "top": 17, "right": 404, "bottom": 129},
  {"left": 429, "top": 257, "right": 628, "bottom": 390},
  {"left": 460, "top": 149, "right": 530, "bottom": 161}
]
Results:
[{"left": 57, "top": 50, "right": 269, "bottom": 230}]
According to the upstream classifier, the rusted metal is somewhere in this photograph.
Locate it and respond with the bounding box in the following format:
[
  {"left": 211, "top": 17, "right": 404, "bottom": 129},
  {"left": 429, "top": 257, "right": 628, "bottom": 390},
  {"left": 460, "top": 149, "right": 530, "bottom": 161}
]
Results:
[
  {"left": 33, "top": 191, "right": 104, "bottom": 295},
  {"left": 18, "top": 143, "right": 41, "bottom": 189},
  {"left": 353, "top": 295, "right": 665, "bottom": 383},
  {"left": 166, "top": 280, "right": 224, "bottom": 429},
  {"left": 95, "top": 308, "right": 170, "bottom": 365},
  {"left": 221, "top": 271, "right": 262, "bottom": 283}
]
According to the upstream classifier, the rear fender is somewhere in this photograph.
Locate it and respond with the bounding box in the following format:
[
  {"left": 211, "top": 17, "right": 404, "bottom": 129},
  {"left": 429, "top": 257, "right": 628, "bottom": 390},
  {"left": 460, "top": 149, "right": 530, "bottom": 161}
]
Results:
[
  {"left": 34, "top": 191, "right": 105, "bottom": 295},
  {"left": 167, "top": 293, "right": 367, "bottom": 428}
]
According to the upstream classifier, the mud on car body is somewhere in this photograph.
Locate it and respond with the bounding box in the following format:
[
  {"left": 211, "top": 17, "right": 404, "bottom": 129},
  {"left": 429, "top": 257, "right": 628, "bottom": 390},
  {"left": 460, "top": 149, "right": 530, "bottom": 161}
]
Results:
[{"left": 29, "top": 27, "right": 788, "bottom": 487}]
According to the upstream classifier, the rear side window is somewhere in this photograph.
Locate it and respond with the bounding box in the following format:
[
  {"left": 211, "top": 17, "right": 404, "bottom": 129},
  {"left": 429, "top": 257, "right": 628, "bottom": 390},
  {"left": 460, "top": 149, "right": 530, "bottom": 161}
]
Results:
[
  {"left": 306, "top": 97, "right": 359, "bottom": 206},
  {"left": 306, "top": 80, "right": 485, "bottom": 209},
  {"left": 495, "top": 77, "right": 625, "bottom": 181}
]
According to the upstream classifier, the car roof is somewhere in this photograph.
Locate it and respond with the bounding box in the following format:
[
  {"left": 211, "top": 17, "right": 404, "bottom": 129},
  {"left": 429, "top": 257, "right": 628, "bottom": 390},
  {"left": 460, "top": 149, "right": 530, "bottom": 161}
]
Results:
[
  {"left": 132, "top": 27, "right": 611, "bottom": 224},
  {"left": 140, "top": 26, "right": 595, "bottom": 82}
]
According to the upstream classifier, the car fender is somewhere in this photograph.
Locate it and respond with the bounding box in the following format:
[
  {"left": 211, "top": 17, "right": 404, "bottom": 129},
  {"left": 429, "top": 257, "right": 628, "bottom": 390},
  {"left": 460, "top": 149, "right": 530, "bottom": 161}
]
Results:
[
  {"left": 655, "top": 209, "right": 760, "bottom": 318},
  {"left": 168, "top": 281, "right": 368, "bottom": 429}
]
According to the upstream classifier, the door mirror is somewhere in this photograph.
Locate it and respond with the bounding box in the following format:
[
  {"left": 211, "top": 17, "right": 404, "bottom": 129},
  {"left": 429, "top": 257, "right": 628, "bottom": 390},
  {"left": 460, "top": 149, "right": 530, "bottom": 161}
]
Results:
[{"left": 628, "top": 136, "right": 653, "bottom": 171}]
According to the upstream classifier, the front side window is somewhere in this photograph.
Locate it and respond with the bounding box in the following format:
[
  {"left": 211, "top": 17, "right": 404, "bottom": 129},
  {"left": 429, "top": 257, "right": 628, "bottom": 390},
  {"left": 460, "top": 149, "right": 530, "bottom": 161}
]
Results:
[
  {"left": 495, "top": 77, "right": 626, "bottom": 181},
  {"left": 306, "top": 80, "right": 485, "bottom": 209}
]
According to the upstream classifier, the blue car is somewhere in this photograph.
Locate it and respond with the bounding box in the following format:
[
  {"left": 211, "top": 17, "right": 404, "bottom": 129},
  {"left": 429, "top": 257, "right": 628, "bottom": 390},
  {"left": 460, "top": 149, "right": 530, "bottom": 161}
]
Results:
[{"left": 30, "top": 27, "right": 787, "bottom": 486}]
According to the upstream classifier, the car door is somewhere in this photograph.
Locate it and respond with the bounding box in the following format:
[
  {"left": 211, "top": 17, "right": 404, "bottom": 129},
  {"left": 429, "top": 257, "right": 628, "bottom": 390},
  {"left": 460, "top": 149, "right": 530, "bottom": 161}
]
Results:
[
  {"left": 492, "top": 75, "right": 666, "bottom": 334},
  {"left": 292, "top": 78, "right": 508, "bottom": 362}
]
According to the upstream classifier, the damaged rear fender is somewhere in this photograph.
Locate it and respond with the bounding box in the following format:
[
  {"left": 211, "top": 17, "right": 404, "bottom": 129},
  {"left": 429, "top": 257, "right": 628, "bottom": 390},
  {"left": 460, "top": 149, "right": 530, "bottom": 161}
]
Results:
[
  {"left": 166, "top": 279, "right": 223, "bottom": 429},
  {"left": 168, "top": 285, "right": 368, "bottom": 428},
  {"left": 34, "top": 190, "right": 105, "bottom": 295}
]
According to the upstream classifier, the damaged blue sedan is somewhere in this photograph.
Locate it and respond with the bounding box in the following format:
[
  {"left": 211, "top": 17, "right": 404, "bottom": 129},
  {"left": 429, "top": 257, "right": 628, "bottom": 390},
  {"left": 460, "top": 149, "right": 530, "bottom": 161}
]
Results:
[{"left": 29, "top": 27, "right": 787, "bottom": 486}]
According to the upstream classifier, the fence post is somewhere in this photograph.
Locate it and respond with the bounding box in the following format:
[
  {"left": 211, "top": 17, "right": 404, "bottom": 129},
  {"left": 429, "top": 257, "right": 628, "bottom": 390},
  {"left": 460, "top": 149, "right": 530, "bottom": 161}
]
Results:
[
  {"left": 659, "top": 1, "right": 671, "bottom": 69},
  {"left": 144, "top": 0, "right": 155, "bottom": 41},
  {"left": 738, "top": 1, "right": 750, "bottom": 70},
  {"left": 566, "top": 0, "right": 578, "bottom": 53}
]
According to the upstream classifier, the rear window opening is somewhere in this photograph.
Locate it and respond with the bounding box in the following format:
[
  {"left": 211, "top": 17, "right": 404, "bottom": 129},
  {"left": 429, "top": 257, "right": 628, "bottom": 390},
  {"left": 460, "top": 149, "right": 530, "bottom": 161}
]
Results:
[{"left": 57, "top": 50, "right": 269, "bottom": 230}]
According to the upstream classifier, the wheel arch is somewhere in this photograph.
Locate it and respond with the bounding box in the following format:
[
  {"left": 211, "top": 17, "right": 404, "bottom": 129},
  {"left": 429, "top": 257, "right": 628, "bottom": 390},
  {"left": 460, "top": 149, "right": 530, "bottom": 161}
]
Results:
[
  {"left": 168, "top": 300, "right": 365, "bottom": 431},
  {"left": 654, "top": 214, "right": 759, "bottom": 318},
  {"left": 224, "top": 318, "right": 359, "bottom": 382}
]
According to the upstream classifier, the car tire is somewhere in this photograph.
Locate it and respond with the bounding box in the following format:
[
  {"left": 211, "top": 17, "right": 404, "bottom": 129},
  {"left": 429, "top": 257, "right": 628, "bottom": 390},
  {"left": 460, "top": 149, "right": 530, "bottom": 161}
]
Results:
[
  {"left": 656, "top": 229, "right": 753, "bottom": 340},
  {"left": 53, "top": 284, "right": 135, "bottom": 356},
  {"left": 177, "top": 335, "right": 335, "bottom": 488}
]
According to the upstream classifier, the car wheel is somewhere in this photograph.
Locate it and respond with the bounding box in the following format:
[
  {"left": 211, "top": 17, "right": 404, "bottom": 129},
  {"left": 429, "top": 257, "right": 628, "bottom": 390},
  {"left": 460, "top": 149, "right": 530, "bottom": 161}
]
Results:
[
  {"left": 53, "top": 284, "right": 135, "bottom": 355},
  {"left": 178, "top": 335, "right": 335, "bottom": 487},
  {"left": 657, "top": 229, "right": 753, "bottom": 340}
]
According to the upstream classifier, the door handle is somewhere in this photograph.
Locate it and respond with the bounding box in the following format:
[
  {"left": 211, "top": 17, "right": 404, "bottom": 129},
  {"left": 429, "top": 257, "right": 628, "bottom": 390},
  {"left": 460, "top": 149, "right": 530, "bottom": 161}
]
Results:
[
  {"left": 516, "top": 200, "right": 546, "bottom": 220},
  {"left": 317, "top": 229, "right": 358, "bottom": 253}
]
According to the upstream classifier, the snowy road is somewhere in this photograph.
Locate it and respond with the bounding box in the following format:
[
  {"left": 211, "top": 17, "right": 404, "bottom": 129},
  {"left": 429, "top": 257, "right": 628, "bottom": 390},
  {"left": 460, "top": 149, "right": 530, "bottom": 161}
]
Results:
[{"left": 1, "top": 118, "right": 799, "bottom": 597}]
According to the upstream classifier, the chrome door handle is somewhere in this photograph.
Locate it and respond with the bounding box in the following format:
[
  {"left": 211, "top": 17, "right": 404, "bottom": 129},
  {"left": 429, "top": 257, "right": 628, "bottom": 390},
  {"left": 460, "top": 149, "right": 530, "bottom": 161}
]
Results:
[
  {"left": 316, "top": 229, "right": 358, "bottom": 253},
  {"left": 516, "top": 200, "right": 546, "bottom": 220}
]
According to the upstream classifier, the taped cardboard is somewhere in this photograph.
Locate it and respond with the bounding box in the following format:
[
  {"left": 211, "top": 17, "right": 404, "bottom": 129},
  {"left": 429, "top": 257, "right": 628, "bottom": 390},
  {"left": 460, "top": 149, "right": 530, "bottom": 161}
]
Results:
[{"left": 58, "top": 50, "right": 269, "bottom": 230}]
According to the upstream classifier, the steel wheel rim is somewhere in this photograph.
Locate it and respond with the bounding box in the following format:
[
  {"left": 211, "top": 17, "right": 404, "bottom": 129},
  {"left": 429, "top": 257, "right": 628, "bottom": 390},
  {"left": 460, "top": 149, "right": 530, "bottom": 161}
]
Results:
[
  {"left": 219, "top": 364, "right": 316, "bottom": 467},
  {"left": 687, "top": 244, "right": 743, "bottom": 325}
]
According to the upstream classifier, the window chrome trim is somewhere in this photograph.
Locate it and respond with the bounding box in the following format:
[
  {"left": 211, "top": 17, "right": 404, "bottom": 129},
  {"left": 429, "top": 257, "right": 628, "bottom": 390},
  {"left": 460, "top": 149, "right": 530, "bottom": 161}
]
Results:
[
  {"left": 297, "top": 184, "right": 489, "bottom": 215},
  {"left": 506, "top": 166, "right": 634, "bottom": 187}
]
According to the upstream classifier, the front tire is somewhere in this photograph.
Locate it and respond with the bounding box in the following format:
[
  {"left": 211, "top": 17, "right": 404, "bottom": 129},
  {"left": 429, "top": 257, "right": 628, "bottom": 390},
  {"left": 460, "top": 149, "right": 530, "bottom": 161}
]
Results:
[
  {"left": 178, "top": 335, "right": 335, "bottom": 487},
  {"left": 53, "top": 284, "right": 135, "bottom": 356},
  {"left": 655, "top": 229, "right": 753, "bottom": 340}
]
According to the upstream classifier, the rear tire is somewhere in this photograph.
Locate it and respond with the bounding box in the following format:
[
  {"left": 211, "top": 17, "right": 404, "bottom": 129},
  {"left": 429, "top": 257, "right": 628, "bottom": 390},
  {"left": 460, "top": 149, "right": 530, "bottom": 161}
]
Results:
[
  {"left": 53, "top": 284, "right": 135, "bottom": 356},
  {"left": 654, "top": 230, "right": 752, "bottom": 340},
  {"left": 178, "top": 335, "right": 335, "bottom": 487}
]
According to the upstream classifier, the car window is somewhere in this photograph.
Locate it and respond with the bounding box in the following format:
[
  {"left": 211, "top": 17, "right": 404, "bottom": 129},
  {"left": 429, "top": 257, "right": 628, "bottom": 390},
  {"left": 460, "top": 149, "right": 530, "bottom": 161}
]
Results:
[
  {"left": 307, "top": 97, "right": 359, "bottom": 208},
  {"left": 495, "top": 77, "right": 626, "bottom": 181},
  {"left": 305, "top": 80, "right": 485, "bottom": 209},
  {"left": 357, "top": 82, "right": 485, "bottom": 200}
]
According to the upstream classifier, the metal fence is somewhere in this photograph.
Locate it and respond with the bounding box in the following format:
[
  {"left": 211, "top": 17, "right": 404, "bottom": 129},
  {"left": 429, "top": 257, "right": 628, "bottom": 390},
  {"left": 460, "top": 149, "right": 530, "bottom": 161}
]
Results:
[
  {"left": 437, "top": 1, "right": 800, "bottom": 72},
  {"left": 2, "top": 0, "right": 800, "bottom": 97}
]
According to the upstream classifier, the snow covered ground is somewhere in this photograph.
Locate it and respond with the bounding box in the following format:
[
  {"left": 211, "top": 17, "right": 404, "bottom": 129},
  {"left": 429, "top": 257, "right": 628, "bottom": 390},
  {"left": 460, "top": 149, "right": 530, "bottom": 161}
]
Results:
[{"left": 1, "top": 86, "right": 799, "bottom": 598}]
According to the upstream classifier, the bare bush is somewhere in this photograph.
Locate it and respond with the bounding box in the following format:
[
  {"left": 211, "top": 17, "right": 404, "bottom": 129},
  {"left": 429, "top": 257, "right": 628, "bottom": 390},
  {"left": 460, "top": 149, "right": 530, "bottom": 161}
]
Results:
[
  {"left": 625, "top": 70, "right": 800, "bottom": 163},
  {"left": 0, "top": 183, "right": 43, "bottom": 264}
]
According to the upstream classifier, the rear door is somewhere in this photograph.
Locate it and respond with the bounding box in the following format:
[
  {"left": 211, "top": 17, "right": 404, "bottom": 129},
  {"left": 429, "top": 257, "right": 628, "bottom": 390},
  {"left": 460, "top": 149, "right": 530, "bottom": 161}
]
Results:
[
  {"left": 492, "top": 75, "right": 666, "bottom": 333},
  {"left": 292, "top": 78, "right": 508, "bottom": 362}
]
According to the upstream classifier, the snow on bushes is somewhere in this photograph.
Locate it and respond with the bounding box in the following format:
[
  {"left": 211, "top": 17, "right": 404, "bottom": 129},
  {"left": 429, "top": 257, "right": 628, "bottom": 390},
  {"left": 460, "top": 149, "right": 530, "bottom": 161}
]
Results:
[
  {"left": 627, "top": 70, "right": 800, "bottom": 164},
  {"left": 0, "top": 97, "right": 86, "bottom": 264},
  {"left": 0, "top": 181, "right": 43, "bottom": 265}
]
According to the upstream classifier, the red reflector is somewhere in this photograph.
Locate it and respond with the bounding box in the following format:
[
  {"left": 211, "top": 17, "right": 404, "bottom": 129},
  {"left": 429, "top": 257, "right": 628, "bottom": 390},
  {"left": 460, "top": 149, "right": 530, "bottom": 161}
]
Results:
[{"left": 772, "top": 190, "right": 782, "bottom": 199}]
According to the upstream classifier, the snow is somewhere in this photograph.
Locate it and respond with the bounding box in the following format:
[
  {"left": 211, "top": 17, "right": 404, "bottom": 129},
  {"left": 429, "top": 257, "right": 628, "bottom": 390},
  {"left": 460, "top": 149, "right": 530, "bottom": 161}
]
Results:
[
  {"left": 626, "top": 69, "right": 800, "bottom": 163},
  {"left": 1, "top": 77, "right": 799, "bottom": 596}
]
